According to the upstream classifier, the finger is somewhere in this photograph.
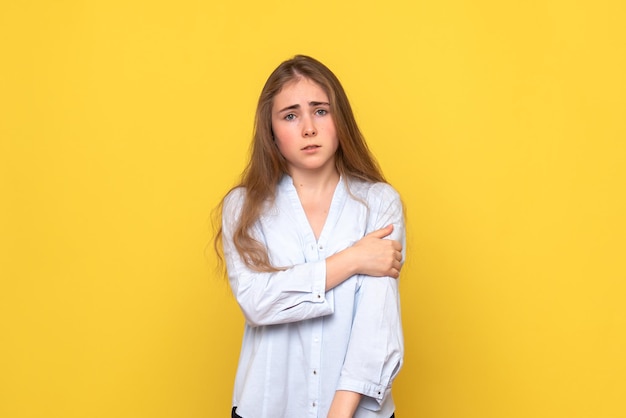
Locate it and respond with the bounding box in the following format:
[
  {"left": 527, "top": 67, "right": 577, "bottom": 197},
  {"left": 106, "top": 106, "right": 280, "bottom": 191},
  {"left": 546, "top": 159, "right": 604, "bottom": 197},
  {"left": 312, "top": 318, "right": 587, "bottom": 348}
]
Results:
[{"left": 367, "top": 224, "right": 394, "bottom": 239}]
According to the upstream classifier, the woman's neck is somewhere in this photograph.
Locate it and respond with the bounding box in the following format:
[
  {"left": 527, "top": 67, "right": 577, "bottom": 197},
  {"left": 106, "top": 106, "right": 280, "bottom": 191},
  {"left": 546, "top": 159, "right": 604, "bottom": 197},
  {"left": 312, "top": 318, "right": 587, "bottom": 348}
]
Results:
[
  {"left": 289, "top": 166, "right": 340, "bottom": 195},
  {"left": 288, "top": 166, "right": 340, "bottom": 241}
]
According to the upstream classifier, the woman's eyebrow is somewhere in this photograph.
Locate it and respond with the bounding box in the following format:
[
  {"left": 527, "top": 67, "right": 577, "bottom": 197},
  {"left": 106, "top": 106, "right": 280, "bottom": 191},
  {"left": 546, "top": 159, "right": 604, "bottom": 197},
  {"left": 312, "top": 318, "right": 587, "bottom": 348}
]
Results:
[
  {"left": 278, "top": 104, "right": 300, "bottom": 113},
  {"left": 309, "top": 101, "right": 330, "bottom": 107}
]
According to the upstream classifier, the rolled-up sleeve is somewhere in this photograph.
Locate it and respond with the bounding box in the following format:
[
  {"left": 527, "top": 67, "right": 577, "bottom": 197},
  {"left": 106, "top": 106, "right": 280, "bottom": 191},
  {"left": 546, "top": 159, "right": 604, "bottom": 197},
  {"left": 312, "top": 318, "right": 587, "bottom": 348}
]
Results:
[
  {"left": 222, "top": 189, "right": 335, "bottom": 327},
  {"left": 335, "top": 183, "right": 405, "bottom": 409}
]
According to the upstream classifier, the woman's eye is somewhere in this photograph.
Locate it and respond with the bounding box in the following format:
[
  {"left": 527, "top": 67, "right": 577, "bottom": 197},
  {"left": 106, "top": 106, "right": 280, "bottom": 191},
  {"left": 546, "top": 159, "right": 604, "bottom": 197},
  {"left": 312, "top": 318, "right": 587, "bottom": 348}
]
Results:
[
  {"left": 284, "top": 113, "right": 296, "bottom": 121},
  {"left": 315, "top": 109, "right": 328, "bottom": 116}
]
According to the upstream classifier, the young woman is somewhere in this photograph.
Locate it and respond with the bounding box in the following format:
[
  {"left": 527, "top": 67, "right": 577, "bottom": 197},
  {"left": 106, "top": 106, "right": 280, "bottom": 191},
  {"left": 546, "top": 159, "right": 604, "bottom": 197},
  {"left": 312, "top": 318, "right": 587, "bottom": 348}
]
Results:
[{"left": 216, "top": 55, "right": 405, "bottom": 418}]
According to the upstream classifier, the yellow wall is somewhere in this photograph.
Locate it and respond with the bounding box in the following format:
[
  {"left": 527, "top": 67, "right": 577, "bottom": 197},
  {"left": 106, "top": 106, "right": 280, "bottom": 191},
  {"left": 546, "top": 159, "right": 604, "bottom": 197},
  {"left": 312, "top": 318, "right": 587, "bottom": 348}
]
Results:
[{"left": 1, "top": 1, "right": 625, "bottom": 417}]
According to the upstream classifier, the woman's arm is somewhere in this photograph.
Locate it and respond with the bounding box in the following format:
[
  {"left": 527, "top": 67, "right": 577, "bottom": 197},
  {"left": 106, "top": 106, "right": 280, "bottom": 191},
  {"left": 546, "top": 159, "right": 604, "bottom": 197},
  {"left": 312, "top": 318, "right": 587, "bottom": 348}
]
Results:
[
  {"left": 222, "top": 189, "right": 403, "bottom": 327},
  {"left": 327, "top": 390, "right": 362, "bottom": 418},
  {"left": 333, "top": 184, "right": 406, "bottom": 412}
]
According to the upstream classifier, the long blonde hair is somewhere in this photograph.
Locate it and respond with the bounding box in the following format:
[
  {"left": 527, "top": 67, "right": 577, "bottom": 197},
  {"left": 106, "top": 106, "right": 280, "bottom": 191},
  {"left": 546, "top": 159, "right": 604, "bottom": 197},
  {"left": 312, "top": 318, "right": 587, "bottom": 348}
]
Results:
[{"left": 215, "top": 55, "right": 386, "bottom": 272}]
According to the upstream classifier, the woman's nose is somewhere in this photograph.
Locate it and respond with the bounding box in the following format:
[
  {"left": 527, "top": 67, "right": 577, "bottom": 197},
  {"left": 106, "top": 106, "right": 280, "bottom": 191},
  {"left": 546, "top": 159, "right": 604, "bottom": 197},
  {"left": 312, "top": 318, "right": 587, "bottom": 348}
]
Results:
[
  {"left": 303, "top": 126, "right": 317, "bottom": 137},
  {"left": 303, "top": 117, "right": 317, "bottom": 137}
]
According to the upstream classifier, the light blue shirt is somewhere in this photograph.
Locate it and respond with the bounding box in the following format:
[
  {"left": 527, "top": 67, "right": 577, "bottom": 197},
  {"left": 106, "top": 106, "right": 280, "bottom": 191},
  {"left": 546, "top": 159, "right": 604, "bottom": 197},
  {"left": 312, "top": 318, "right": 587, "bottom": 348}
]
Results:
[{"left": 222, "top": 175, "right": 405, "bottom": 418}]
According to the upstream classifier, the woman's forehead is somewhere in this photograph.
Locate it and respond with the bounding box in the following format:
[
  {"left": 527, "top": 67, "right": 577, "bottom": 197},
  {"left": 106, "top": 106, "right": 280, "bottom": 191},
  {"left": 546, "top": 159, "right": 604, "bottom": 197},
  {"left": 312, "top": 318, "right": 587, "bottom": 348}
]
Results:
[{"left": 273, "top": 78, "right": 329, "bottom": 105}]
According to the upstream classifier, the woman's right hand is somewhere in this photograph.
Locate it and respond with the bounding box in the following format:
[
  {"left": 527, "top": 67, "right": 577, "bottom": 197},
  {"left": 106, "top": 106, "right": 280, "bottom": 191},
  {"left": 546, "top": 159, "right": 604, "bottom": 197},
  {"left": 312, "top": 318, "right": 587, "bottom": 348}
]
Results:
[
  {"left": 350, "top": 224, "right": 403, "bottom": 278},
  {"left": 325, "top": 224, "right": 403, "bottom": 291}
]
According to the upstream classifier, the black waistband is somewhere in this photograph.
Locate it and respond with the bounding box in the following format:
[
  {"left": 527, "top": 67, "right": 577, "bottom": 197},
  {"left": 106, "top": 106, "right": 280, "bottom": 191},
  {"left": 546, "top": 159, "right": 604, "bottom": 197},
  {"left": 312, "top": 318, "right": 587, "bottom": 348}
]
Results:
[{"left": 232, "top": 406, "right": 395, "bottom": 418}]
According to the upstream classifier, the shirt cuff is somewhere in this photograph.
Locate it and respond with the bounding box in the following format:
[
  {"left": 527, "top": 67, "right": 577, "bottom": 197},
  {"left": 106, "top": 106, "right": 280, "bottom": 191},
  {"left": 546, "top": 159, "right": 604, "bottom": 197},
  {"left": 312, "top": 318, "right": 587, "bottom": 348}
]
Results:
[
  {"left": 335, "top": 376, "right": 390, "bottom": 407},
  {"left": 310, "top": 259, "right": 327, "bottom": 302}
]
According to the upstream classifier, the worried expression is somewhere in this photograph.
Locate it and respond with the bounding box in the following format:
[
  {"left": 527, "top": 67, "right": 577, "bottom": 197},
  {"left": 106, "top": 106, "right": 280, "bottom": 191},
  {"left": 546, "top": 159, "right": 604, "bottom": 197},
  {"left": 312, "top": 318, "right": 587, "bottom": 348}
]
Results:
[{"left": 271, "top": 78, "right": 339, "bottom": 176}]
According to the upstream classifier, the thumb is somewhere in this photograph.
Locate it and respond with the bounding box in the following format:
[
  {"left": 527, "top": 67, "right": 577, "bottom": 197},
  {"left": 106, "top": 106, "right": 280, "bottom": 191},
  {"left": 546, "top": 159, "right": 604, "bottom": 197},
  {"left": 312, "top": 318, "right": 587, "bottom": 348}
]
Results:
[{"left": 367, "top": 224, "right": 394, "bottom": 239}]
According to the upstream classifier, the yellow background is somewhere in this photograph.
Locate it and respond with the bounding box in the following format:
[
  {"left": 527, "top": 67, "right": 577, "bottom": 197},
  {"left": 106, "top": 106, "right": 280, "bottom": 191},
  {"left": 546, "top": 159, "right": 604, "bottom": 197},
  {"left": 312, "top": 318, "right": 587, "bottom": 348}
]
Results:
[{"left": 1, "top": 1, "right": 625, "bottom": 417}]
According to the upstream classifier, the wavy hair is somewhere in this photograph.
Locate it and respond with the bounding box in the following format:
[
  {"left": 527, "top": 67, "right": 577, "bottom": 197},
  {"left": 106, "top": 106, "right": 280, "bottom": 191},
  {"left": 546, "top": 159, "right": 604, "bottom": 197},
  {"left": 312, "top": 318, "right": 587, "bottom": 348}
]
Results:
[{"left": 215, "top": 55, "right": 386, "bottom": 272}]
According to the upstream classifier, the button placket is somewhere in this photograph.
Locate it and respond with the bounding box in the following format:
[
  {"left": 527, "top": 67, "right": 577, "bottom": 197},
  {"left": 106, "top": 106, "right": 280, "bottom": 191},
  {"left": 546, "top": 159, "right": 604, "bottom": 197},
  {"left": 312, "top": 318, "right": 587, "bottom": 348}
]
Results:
[{"left": 308, "top": 323, "right": 322, "bottom": 418}]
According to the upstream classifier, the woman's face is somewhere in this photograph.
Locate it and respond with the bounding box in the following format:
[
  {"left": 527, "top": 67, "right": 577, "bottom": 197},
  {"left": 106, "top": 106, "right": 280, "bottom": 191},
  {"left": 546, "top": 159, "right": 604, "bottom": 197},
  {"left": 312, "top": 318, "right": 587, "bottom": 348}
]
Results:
[{"left": 271, "top": 78, "right": 339, "bottom": 177}]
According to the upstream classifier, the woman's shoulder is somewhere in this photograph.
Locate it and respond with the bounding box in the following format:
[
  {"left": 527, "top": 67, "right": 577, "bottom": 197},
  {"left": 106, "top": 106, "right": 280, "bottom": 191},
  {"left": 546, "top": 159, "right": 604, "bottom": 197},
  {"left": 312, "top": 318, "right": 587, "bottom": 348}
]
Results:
[
  {"left": 223, "top": 185, "right": 278, "bottom": 216},
  {"left": 223, "top": 186, "right": 246, "bottom": 212},
  {"left": 346, "top": 178, "right": 401, "bottom": 205}
]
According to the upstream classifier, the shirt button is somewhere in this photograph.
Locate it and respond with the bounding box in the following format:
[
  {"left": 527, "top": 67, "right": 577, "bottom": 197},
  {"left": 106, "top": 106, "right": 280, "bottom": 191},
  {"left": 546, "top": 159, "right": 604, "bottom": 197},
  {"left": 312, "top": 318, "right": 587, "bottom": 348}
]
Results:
[
  {"left": 313, "top": 370, "right": 317, "bottom": 375},
  {"left": 318, "top": 245, "right": 323, "bottom": 250},
  {"left": 312, "top": 402, "right": 316, "bottom": 407}
]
